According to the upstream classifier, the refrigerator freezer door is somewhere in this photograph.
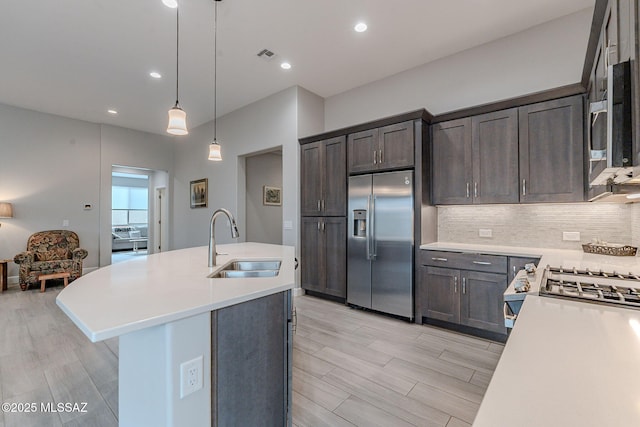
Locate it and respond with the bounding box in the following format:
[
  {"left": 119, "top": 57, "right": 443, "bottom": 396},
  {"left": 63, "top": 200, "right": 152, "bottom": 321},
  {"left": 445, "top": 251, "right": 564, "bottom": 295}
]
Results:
[
  {"left": 347, "top": 175, "right": 373, "bottom": 309},
  {"left": 371, "top": 171, "right": 414, "bottom": 318}
]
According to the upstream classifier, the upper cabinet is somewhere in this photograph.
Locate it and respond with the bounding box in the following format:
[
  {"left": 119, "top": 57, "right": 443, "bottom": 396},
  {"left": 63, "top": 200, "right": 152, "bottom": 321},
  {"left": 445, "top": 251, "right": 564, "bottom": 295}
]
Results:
[
  {"left": 519, "top": 96, "right": 584, "bottom": 203},
  {"left": 432, "top": 95, "right": 584, "bottom": 205},
  {"left": 348, "top": 121, "right": 414, "bottom": 174},
  {"left": 300, "top": 136, "right": 346, "bottom": 216},
  {"left": 432, "top": 108, "right": 519, "bottom": 205}
]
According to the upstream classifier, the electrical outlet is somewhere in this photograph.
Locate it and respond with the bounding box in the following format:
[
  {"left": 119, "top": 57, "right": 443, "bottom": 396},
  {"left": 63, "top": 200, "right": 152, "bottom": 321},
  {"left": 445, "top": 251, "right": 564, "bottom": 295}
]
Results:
[
  {"left": 563, "top": 231, "right": 581, "bottom": 241},
  {"left": 479, "top": 229, "right": 492, "bottom": 238},
  {"left": 180, "top": 355, "right": 203, "bottom": 399},
  {"left": 62, "top": 219, "right": 69, "bottom": 227}
]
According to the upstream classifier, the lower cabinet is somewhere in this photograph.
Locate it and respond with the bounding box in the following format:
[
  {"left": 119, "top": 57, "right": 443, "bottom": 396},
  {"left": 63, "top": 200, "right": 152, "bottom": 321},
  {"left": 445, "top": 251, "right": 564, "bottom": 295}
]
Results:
[
  {"left": 421, "top": 266, "right": 507, "bottom": 335},
  {"left": 211, "top": 291, "right": 292, "bottom": 426},
  {"left": 418, "top": 250, "right": 511, "bottom": 339},
  {"left": 301, "top": 217, "right": 347, "bottom": 299}
]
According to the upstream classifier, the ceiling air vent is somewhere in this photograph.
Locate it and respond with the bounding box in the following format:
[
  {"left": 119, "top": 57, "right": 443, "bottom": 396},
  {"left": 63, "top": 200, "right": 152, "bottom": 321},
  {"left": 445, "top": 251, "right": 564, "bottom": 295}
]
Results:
[{"left": 257, "top": 49, "right": 276, "bottom": 60}]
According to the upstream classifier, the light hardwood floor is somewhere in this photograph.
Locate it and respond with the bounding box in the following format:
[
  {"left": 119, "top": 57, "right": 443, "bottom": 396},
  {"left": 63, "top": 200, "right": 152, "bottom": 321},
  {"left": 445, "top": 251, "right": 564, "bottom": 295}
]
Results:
[{"left": 0, "top": 286, "right": 503, "bottom": 427}]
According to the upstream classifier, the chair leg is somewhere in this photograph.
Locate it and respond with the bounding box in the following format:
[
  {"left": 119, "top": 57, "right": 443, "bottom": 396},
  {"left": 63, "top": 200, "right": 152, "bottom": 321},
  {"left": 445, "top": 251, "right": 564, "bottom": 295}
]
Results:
[
  {"left": 63, "top": 276, "right": 69, "bottom": 287},
  {"left": 40, "top": 279, "right": 46, "bottom": 293}
]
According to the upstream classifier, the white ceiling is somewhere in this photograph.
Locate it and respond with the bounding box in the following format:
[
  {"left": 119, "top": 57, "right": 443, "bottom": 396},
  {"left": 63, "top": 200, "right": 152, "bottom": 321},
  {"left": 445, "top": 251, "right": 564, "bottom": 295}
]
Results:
[{"left": 0, "top": 0, "right": 594, "bottom": 135}]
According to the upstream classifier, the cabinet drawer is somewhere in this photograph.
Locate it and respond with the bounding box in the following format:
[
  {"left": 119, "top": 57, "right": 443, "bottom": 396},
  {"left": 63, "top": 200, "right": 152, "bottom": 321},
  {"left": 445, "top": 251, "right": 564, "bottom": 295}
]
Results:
[{"left": 421, "top": 250, "right": 507, "bottom": 274}]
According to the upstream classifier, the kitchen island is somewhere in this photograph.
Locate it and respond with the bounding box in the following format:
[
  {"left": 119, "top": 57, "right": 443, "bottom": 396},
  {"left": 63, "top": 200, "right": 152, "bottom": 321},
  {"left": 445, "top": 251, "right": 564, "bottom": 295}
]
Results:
[{"left": 56, "top": 242, "right": 295, "bottom": 427}]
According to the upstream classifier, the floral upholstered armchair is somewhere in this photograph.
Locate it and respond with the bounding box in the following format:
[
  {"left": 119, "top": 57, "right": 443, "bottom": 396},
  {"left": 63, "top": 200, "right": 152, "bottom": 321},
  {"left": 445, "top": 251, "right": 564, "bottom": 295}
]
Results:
[{"left": 13, "top": 230, "right": 88, "bottom": 291}]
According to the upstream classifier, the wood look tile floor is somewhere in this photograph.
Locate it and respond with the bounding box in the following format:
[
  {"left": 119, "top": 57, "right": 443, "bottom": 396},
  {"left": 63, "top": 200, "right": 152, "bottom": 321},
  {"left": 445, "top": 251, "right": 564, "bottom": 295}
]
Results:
[{"left": 0, "top": 286, "right": 503, "bottom": 427}]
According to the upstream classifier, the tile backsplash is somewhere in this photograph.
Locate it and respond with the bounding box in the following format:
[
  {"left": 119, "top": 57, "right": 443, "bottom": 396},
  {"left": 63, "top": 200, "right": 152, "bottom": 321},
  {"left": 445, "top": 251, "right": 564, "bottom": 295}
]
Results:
[{"left": 438, "top": 203, "right": 636, "bottom": 250}]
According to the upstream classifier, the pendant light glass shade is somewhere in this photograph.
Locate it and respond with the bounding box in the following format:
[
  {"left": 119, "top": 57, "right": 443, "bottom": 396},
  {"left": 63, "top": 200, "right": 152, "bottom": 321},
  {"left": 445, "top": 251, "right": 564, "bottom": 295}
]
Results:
[
  {"left": 208, "top": 0, "right": 223, "bottom": 161},
  {"left": 166, "top": 6, "right": 188, "bottom": 136},
  {"left": 167, "top": 104, "right": 188, "bottom": 135},
  {"left": 208, "top": 140, "right": 222, "bottom": 161}
]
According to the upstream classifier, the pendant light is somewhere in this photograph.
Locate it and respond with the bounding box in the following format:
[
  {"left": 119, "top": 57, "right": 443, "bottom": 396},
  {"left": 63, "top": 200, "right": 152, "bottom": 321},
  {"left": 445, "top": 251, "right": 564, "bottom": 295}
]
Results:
[
  {"left": 208, "top": 0, "right": 223, "bottom": 161},
  {"left": 167, "top": 4, "right": 188, "bottom": 136}
]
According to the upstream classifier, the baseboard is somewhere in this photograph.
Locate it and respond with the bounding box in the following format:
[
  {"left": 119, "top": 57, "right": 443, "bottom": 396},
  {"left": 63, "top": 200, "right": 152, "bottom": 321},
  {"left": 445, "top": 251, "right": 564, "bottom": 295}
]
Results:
[{"left": 292, "top": 287, "right": 305, "bottom": 297}]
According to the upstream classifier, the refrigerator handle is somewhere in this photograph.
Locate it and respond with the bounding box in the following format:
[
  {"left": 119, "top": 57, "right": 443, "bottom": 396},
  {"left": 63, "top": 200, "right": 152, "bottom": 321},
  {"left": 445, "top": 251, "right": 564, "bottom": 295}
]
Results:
[
  {"left": 370, "top": 195, "right": 376, "bottom": 259},
  {"left": 366, "top": 195, "right": 372, "bottom": 261}
]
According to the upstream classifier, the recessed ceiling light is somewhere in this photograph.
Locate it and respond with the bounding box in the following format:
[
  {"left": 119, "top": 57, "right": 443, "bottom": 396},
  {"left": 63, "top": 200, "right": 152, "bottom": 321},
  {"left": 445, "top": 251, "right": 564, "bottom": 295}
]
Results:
[
  {"left": 107, "top": 109, "right": 118, "bottom": 115},
  {"left": 162, "top": 0, "right": 178, "bottom": 8},
  {"left": 354, "top": 22, "right": 368, "bottom": 32},
  {"left": 150, "top": 72, "right": 162, "bottom": 79},
  {"left": 280, "top": 62, "right": 292, "bottom": 70}
]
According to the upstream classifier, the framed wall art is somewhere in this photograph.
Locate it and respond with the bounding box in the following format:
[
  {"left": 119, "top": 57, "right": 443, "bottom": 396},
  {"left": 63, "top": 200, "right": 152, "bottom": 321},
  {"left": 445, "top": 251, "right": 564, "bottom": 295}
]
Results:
[
  {"left": 263, "top": 186, "right": 281, "bottom": 206},
  {"left": 190, "top": 178, "right": 208, "bottom": 208}
]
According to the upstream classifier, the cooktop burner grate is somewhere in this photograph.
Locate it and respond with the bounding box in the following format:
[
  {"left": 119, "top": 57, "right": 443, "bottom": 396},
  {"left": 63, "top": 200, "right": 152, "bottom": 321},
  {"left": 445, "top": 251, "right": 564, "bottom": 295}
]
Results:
[{"left": 540, "top": 266, "right": 640, "bottom": 310}]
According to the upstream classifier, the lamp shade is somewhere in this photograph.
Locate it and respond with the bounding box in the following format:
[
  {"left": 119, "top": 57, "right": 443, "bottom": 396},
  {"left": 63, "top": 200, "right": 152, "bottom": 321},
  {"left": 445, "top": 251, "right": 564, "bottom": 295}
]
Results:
[
  {"left": 167, "top": 106, "right": 188, "bottom": 135},
  {"left": 0, "top": 202, "right": 13, "bottom": 218},
  {"left": 208, "top": 141, "right": 222, "bottom": 161}
]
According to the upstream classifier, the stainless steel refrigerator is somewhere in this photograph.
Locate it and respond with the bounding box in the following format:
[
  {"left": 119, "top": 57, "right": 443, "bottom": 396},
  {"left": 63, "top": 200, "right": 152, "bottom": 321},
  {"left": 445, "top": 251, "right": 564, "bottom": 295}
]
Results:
[{"left": 347, "top": 170, "right": 414, "bottom": 319}]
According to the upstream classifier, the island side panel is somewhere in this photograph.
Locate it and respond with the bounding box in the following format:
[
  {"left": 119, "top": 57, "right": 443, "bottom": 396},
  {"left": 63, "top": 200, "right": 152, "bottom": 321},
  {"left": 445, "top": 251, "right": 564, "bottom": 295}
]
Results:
[
  {"left": 119, "top": 312, "right": 212, "bottom": 427},
  {"left": 212, "top": 291, "right": 291, "bottom": 426}
]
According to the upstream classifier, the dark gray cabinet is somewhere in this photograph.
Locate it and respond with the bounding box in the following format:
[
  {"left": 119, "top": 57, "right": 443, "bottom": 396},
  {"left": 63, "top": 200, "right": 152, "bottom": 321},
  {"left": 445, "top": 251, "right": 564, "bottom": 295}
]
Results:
[
  {"left": 301, "top": 136, "right": 346, "bottom": 216},
  {"left": 212, "top": 291, "right": 292, "bottom": 426},
  {"left": 472, "top": 108, "right": 520, "bottom": 204},
  {"left": 300, "top": 217, "right": 346, "bottom": 298},
  {"left": 459, "top": 270, "right": 507, "bottom": 334},
  {"left": 348, "top": 121, "right": 414, "bottom": 174},
  {"left": 519, "top": 95, "right": 585, "bottom": 203},
  {"left": 418, "top": 250, "right": 509, "bottom": 337},
  {"left": 432, "top": 118, "right": 472, "bottom": 204},
  {"left": 421, "top": 266, "right": 459, "bottom": 324},
  {"left": 432, "top": 108, "right": 519, "bottom": 205}
]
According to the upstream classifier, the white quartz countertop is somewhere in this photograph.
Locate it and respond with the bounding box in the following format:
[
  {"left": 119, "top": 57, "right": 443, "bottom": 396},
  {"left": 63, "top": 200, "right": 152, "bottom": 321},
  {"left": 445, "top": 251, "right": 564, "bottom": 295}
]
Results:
[
  {"left": 56, "top": 243, "right": 295, "bottom": 342},
  {"left": 421, "top": 242, "right": 640, "bottom": 301},
  {"left": 473, "top": 295, "right": 640, "bottom": 426}
]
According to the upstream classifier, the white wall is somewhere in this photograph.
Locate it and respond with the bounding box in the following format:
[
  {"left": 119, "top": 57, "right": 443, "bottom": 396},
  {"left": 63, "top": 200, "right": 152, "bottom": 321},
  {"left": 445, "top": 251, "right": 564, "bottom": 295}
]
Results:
[
  {"left": 0, "top": 103, "right": 176, "bottom": 283},
  {"left": 172, "top": 87, "right": 299, "bottom": 251},
  {"left": 324, "top": 8, "right": 593, "bottom": 131},
  {"left": 245, "top": 152, "right": 283, "bottom": 245},
  {"left": 99, "top": 125, "right": 174, "bottom": 267},
  {"left": 0, "top": 103, "right": 101, "bottom": 277}
]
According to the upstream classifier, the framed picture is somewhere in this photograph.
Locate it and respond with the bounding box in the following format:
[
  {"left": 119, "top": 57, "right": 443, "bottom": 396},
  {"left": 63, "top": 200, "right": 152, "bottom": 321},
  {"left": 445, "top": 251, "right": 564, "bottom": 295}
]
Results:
[
  {"left": 190, "top": 178, "right": 208, "bottom": 208},
  {"left": 263, "top": 186, "right": 282, "bottom": 206}
]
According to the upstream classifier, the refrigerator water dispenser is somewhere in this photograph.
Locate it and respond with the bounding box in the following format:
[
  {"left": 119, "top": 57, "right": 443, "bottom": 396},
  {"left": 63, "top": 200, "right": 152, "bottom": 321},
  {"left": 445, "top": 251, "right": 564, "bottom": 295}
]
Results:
[{"left": 353, "top": 210, "right": 367, "bottom": 237}]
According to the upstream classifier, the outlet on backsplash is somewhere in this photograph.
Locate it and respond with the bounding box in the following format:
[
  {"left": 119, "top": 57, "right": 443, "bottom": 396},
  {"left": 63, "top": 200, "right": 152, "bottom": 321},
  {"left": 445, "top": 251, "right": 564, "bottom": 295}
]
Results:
[
  {"left": 562, "top": 231, "right": 581, "bottom": 241},
  {"left": 479, "top": 229, "right": 493, "bottom": 238}
]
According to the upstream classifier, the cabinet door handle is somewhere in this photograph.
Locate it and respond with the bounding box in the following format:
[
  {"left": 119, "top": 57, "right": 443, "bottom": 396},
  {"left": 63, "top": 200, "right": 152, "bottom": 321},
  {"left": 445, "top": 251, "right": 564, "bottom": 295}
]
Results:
[
  {"left": 317, "top": 200, "right": 321, "bottom": 212},
  {"left": 321, "top": 200, "right": 325, "bottom": 212},
  {"left": 454, "top": 276, "right": 458, "bottom": 293},
  {"left": 431, "top": 257, "right": 448, "bottom": 262},
  {"left": 317, "top": 221, "right": 320, "bottom": 231},
  {"left": 473, "top": 261, "right": 492, "bottom": 265},
  {"left": 379, "top": 149, "right": 383, "bottom": 164},
  {"left": 522, "top": 179, "right": 526, "bottom": 196},
  {"left": 474, "top": 182, "right": 478, "bottom": 198},
  {"left": 513, "top": 265, "right": 517, "bottom": 277},
  {"left": 373, "top": 150, "right": 377, "bottom": 164},
  {"left": 321, "top": 221, "right": 325, "bottom": 232},
  {"left": 466, "top": 182, "right": 470, "bottom": 198},
  {"left": 462, "top": 277, "right": 466, "bottom": 294}
]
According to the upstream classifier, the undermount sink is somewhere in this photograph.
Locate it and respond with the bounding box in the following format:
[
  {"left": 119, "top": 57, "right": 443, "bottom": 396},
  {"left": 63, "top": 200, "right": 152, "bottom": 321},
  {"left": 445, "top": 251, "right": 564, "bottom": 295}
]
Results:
[{"left": 208, "top": 259, "right": 282, "bottom": 279}]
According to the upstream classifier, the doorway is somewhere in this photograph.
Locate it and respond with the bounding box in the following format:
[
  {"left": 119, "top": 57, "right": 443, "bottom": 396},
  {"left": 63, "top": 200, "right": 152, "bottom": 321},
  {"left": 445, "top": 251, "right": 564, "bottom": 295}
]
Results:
[
  {"left": 111, "top": 170, "right": 149, "bottom": 264},
  {"left": 244, "top": 148, "right": 283, "bottom": 244}
]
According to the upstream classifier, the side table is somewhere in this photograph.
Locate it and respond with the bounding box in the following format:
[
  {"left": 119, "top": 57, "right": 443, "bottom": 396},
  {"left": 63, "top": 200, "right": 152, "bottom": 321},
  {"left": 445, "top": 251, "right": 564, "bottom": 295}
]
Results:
[{"left": 0, "top": 259, "right": 11, "bottom": 292}]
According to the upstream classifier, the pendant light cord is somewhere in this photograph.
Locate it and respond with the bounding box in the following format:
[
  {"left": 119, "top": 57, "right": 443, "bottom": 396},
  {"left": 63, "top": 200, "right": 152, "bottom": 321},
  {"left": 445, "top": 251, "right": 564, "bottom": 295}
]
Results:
[
  {"left": 213, "top": 1, "right": 218, "bottom": 141},
  {"left": 175, "top": 6, "right": 180, "bottom": 106}
]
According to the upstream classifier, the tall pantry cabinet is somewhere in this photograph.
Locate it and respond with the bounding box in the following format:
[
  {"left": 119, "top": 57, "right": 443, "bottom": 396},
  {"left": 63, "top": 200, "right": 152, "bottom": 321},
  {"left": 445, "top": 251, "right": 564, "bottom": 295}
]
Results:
[{"left": 300, "top": 136, "right": 347, "bottom": 299}]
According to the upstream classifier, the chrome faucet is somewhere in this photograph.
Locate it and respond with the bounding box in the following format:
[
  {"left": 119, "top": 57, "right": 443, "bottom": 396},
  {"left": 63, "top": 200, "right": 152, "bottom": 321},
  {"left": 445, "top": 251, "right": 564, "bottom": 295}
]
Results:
[{"left": 208, "top": 208, "right": 240, "bottom": 267}]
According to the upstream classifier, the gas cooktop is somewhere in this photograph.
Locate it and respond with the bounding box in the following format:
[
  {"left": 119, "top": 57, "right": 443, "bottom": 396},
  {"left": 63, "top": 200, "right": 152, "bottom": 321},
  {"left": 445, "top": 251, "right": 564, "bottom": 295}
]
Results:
[{"left": 539, "top": 266, "right": 640, "bottom": 310}]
